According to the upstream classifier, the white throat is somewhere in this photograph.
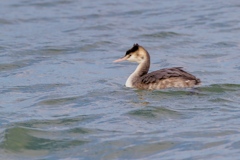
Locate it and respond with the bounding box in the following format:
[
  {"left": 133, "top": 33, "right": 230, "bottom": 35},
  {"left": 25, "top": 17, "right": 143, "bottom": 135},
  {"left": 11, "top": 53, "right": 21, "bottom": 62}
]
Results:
[
  {"left": 125, "top": 72, "right": 137, "bottom": 87},
  {"left": 125, "top": 62, "right": 147, "bottom": 87}
]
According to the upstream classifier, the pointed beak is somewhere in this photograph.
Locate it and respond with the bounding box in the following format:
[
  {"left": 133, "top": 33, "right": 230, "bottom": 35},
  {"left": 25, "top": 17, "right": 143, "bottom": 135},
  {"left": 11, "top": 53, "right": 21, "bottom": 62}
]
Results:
[{"left": 113, "top": 56, "right": 128, "bottom": 63}]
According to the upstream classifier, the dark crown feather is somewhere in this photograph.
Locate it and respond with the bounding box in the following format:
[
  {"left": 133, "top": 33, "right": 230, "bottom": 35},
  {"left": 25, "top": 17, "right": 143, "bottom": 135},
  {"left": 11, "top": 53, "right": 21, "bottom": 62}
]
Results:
[{"left": 125, "top": 43, "right": 139, "bottom": 55}]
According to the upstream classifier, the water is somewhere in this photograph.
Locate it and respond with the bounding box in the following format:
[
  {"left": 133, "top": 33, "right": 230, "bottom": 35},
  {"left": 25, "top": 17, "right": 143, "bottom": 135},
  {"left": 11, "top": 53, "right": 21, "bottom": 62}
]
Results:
[{"left": 0, "top": 0, "right": 240, "bottom": 159}]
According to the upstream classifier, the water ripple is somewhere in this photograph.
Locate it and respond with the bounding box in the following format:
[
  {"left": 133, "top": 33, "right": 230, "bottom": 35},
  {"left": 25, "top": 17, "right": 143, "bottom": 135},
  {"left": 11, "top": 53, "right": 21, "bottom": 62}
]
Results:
[
  {"left": 1, "top": 126, "right": 88, "bottom": 153},
  {"left": 127, "top": 106, "right": 182, "bottom": 120},
  {"left": 140, "top": 31, "right": 183, "bottom": 39}
]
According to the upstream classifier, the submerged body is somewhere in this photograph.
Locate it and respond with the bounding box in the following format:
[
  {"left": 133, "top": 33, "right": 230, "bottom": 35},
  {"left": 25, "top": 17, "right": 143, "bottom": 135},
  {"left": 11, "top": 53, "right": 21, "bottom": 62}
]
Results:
[{"left": 114, "top": 44, "right": 200, "bottom": 90}]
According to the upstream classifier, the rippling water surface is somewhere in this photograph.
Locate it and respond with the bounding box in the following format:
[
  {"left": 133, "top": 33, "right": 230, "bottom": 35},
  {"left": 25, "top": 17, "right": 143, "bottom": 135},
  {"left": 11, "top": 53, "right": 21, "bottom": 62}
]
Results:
[{"left": 1, "top": 0, "right": 240, "bottom": 159}]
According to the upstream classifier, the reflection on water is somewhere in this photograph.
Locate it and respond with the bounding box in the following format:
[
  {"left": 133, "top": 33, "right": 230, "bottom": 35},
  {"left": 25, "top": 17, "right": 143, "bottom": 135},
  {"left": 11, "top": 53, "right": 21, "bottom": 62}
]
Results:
[{"left": 1, "top": 0, "right": 240, "bottom": 159}]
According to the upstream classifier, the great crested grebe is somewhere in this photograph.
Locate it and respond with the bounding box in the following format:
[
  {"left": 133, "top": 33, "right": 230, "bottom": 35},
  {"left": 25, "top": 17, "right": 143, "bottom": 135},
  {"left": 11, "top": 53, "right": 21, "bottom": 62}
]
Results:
[{"left": 114, "top": 44, "right": 200, "bottom": 90}]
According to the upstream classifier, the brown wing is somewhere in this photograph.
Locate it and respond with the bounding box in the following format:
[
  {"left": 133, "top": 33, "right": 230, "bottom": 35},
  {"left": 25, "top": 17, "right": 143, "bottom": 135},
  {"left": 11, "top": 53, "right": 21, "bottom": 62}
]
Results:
[{"left": 140, "top": 67, "right": 200, "bottom": 84}]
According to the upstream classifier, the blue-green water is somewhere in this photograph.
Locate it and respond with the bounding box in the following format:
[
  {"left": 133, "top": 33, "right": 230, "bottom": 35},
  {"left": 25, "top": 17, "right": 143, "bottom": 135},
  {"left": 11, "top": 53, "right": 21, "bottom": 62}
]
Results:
[{"left": 1, "top": 1, "right": 240, "bottom": 159}]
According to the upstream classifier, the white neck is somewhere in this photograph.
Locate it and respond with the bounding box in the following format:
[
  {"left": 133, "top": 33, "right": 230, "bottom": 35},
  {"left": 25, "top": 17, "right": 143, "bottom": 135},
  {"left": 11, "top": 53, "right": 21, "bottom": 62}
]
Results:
[
  {"left": 125, "top": 63, "right": 142, "bottom": 87},
  {"left": 125, "top": 57, "right": 150, "bottom": 88}
]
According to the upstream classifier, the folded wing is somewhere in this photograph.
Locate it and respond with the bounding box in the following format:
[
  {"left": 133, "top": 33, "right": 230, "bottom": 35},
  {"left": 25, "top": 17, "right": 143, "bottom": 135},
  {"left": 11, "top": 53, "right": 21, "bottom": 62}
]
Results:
[{"left": 140, "top": 67, "right": 200, "bottom": 84}]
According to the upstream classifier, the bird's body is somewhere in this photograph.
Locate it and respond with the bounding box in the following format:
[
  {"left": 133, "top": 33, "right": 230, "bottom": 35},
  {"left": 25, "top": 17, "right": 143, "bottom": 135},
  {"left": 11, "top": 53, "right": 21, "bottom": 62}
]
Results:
[{"left": 114, "top": 44, "right": 200, "bottom": 90}]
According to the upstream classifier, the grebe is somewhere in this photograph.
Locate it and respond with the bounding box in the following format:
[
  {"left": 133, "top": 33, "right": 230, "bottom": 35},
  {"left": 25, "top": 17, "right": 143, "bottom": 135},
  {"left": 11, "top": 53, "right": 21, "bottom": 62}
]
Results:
[{"left": 114, "top": 44, "right": 200, "bottom": 90}]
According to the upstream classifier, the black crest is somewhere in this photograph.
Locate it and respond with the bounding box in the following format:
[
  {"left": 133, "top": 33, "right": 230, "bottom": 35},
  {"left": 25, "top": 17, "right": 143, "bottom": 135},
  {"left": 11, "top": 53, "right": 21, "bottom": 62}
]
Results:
[{"left": 125, "top": 43, "right": 139, "bottom": 55}]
